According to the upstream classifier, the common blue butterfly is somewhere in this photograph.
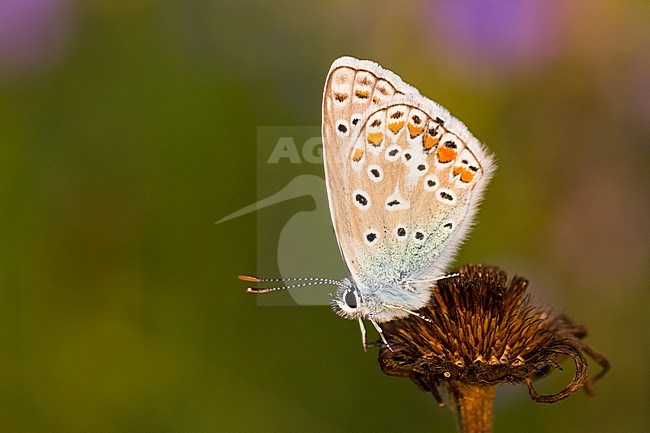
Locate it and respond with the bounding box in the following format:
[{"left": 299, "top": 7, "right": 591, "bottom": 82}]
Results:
[{"left": 242, "top": 57, "right": 495, "bottom": 350}]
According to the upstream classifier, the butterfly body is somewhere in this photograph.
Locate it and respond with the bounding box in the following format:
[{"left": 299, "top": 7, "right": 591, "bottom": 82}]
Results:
[{"left": 331, "top": 278, "right": 431, "bottom": 323}]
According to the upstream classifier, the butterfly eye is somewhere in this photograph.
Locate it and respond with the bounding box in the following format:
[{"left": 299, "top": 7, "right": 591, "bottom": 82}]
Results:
[{"left": 344, "top": 290, "right": 358, "bottom": 309}]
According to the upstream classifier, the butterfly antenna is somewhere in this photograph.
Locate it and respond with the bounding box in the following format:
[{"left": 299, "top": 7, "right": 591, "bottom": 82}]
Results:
[{"left": 238, "top": 275, "right": 344, "bottom": 293}]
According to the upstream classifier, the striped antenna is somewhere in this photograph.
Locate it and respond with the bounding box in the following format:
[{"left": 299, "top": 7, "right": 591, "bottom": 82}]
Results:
[{"left": 238, "top": 275, "right": 345, "bottom": 294}]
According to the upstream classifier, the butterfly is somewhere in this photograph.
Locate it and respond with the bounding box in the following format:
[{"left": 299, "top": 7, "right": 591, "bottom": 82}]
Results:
[{"left": 241, "top": 57, "right": 495, "bottom": 350}]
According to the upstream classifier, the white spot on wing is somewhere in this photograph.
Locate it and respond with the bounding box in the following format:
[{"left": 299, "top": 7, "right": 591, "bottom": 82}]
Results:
[
  {"left": 336, "top": 119, "right": 349, "bottom": 137},
  {"left": 437, "top": 188, "right": 456, "bottom": 204},
  {"left": 414, "top": 161, "right": 428, "bottom": 176},
  {"left": 401, "top": 150, "right": 413, "bottom": 165},
  {"left": 363, "top": 229, "right": 379, "bottom": 246},
  {"left": 330, "top": 67, "right": 354, "bottom": 104},
  {"left": 424, "top": 175, "right": 439, "bottom": 192},
  {"left": 367, "top": 164, "right": 383, "bottom": 182},
  {"left": 385, "top": 145, "right": 401, "bottom": 162},
  {"left": 386, "top": 184, "right": 410, "bottom": 211},
  {"left": 394, "top": 224, "right": 407, "bottom": 240},
  {"left": 352, "top": 189, "right": 371, "bottom": 210}
]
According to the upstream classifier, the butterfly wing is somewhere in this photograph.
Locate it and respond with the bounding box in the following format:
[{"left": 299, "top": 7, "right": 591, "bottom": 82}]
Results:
[
  {"left": 322, "top": 57, "right": 419, "bottom": 276},
  {"left": 322, "top": 57, "right": 495, "bottom": 293}
]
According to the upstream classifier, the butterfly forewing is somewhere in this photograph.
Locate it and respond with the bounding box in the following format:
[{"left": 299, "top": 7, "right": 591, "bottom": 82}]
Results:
[{"left": 322, "top": 58, "right": 418, "bottom": 277}]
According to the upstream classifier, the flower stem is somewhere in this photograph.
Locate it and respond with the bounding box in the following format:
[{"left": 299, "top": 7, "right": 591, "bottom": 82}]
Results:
[{"left": 450, "top": 383, "right": 496, "bottom": 433}]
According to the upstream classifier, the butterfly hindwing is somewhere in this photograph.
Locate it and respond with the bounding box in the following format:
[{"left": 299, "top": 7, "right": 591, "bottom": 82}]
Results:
[{"left": 344, "top": 95, "right": 494, "bottom": 290}]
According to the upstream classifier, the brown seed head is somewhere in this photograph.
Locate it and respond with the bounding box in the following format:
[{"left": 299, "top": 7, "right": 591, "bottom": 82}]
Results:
[{"left": 379, "top": 264, "right": 609, "bottom": 405}]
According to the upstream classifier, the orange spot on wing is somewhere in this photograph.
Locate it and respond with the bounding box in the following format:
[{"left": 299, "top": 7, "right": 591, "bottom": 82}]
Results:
[
  {"left": 423, "top": 134, "right": 439, "bottom": 151},
  {"left": 388, "top": 121, "right": 405, "bottom": 134},
  {"left": 437, "top": 146, "right": 457, "bottom": 163},
  {"left": 460, "top": 169, "right": 475, "bottom": 183},
  {"left": 355, "top": 90, "right": 369, "bottom": 99},
  {"left": 334, "top": 93, "right": 348, "bottom": 102},
  {"left": 352, "top": 148, "right": 364, "bottom": 162},
  {"left": 453, "top": 167, "right": 475, "bottom": 183},
  {"left": 367, "top": 132, "right": 384, "bottom": 146},
  {"left": 372, "top": 96, "right": 380, "bottom": 103},
  {"left": 238, "top": 275, "right": 261, "bottom": 282},
  {"left": 408, "top": 124, "right": 424, "bottom": 138}
]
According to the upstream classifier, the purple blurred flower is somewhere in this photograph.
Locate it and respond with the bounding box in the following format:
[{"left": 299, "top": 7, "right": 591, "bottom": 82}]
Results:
[
  {"left": 429, "top": 0, "right": 568, "bottom": 70},
  {"left": 0, "top": 0, "right": 75, "bottom": 74}
]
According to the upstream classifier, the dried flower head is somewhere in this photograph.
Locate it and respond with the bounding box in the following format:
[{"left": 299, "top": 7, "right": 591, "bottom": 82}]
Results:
[{"left": 379, "top": 264, "right": 609, "bottom": 406}]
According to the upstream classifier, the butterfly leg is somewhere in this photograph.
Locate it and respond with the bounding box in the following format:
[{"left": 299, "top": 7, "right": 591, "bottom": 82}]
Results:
[
  {"left": 358, "top": 317, "right": 368, "bottom": 352},
  {"left": 382, "top": 303, "right": 433, "bottom": 323},
  {"left": 369, "top": 317, "right": 393, "bottom": 352}
]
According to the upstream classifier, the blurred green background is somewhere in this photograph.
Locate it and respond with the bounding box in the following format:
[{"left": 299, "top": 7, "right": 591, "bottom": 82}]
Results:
[{"left": 1, "top": 1, "right": 648, "bottom": 432}]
